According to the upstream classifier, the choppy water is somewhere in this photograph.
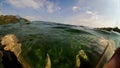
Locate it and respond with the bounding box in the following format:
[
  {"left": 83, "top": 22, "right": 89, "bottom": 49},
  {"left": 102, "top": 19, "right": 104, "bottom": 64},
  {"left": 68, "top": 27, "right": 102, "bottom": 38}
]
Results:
[{"left": 0, "top": 21, "right": 120, "bottom": 68}]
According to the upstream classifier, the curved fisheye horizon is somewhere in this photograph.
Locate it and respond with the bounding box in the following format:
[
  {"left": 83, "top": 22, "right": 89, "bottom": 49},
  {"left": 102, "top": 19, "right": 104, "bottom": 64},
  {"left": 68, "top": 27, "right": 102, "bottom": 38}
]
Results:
[
  {"left": 0, "top": 0, "right": 120, "bottom": 68},
  {"left": 0, "top": 0, "right": 120, "bottom": 28}
]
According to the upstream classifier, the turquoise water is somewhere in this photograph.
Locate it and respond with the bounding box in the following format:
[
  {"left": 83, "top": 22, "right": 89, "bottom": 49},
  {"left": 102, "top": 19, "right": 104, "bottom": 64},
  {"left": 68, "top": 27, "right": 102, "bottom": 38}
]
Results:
[{"left": 0, "top": 21, "right": 120, "bottom": 68}]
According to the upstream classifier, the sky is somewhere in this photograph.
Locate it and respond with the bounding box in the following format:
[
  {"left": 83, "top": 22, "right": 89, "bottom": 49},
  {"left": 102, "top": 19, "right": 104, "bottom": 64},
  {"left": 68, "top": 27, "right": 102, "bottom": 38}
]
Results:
[{"left": 0, "top": 0, "right": 120, "bottom": 28}]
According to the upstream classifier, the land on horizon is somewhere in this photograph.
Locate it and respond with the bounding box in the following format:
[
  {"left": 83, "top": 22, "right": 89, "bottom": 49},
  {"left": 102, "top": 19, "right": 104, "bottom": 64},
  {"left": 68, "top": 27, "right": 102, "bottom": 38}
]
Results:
[
  {"left": 0, "top": 15, "right": 29, "bottom": 25},
  {"left": 0, "top": 15, "right": 120, "bottom": 33}
]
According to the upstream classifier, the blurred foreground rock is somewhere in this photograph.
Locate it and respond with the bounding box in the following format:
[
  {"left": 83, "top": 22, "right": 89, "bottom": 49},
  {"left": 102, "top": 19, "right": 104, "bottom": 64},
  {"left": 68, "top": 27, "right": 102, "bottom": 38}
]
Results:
[
  {"left": 1, "top": 34, "right": 31, "bottom": 68},
  {"left": 45, "top": 53, "right": 51, "bottom": 68},
  {"left": 1, "top": 34, "right": 21, "bottom": 57}
]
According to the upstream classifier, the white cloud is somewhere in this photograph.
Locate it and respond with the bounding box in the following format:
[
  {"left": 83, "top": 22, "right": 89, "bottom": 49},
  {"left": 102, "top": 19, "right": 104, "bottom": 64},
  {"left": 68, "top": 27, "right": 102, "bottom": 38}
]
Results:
[
  {"left": 86, "top": 10, "right": 100, "bottom": 20},
  {"left": 7, "top": 0, "right": 61, "bottom": 13},
  {"left": 63, "top": 11, "right": 116, "bottom": 28},
  {"left": 86, "top": 10, "right": 98, "bottom": 15},
  {"left": 24, "top": 16, "right": 40, "bottom": 21},
  {"left": 72, "top": 6, "right": 80, "bottom": 12},
  {"left": 46, "top": 1, "right": 61, "bottom": 13},
  {"left": 8, "top": 0, "right": 40, "bottom": 9},
  {"left": 86, "top": 11, "right": 93, "bottom": 15}
]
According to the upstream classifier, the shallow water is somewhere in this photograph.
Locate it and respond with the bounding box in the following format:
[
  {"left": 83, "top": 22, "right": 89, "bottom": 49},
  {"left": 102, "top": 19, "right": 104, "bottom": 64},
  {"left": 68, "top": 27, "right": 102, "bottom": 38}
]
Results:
[{"left": 0, "top": 21, "right": 120, "bottom": 68}]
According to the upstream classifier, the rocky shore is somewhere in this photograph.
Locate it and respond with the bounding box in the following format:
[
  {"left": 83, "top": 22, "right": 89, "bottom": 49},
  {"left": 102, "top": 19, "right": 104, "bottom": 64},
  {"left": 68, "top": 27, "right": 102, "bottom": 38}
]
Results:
[{"left": 0, "top": 15, "right": 29, "bottom": 25}]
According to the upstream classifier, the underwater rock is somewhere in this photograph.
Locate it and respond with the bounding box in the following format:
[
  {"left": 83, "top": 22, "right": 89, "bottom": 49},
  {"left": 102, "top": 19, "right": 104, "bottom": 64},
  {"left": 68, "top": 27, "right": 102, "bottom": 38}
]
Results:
[
  {"left": 1, "top": 34, "right": 21, "bottom": 57},
  {"left": 98, "top": 37, "right": 115, "bottom": 60},
  {"left": 99, "top": 37, "right": 108, "bottom": 47},
  {"left": 106, "top": 40, "right": 115, "bottom": 60},
  {"left": 95, "top": 38, "right": 116, "bottom": 68},
  {"left": 76, "top": 54, "right": 81, "bottom": 68},
  {"left": 1, "top": 34, "right": 31, "bottom": 68},
  {"left": 75, "top": 50, "right": 88, "bottom": 68},
  {"left": 45, "top": 53, "right": 51, "bottom": 68},
  {"left": 79, "top": 50, "right": 88, "bottom": 60}
]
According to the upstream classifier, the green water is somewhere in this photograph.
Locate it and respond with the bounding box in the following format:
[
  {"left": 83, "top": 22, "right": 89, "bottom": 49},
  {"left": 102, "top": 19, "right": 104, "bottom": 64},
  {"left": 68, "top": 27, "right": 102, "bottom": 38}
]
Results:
[{"left": 0, "top": 21, "right": 120, "bottom": 68}]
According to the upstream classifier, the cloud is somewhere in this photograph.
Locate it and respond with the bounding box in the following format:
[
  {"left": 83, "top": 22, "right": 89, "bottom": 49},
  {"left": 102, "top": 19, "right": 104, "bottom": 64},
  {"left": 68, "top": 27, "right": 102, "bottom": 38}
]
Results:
[
  {"left": 46, "top": 1, "right": 61, "bottom": 13},
  {"left": 86, "top": 10, "right": 100, "bottom": 20},
  {"left": 72, "top": 0, "right": 88, "bottom": 13},
  {"left": 86, "top": 11, "right": 94, "bottom": 15},
  {"left": 7, "top": 0, "right": 61, "bottom": 13},
  {"left": 63, "top": 11, "right": 116, "bottom": 28},
  {"left": 24, "top": 16, "right": 41, "bottom": 21},
  {"left": 72, "top": 6, "right": 80, "bottom": 12},
  {"left": 8, "top": 0, "right": 40, "bottom": 9}
]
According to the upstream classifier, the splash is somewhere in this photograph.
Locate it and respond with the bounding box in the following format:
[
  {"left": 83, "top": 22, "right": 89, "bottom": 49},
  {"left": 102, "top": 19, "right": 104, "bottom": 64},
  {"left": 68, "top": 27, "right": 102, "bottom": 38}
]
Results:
[
  {"left": 98, "top": 37, "right": 115, "bottom": 60},
  {"left": 95, "top": 37, "right": 116, "bottom": 68}
]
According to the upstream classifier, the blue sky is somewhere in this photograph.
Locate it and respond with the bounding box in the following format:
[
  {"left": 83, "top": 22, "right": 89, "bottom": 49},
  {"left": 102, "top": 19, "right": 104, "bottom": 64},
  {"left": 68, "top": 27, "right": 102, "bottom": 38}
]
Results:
[{"left": 0, "top": 0, "right": 120, "bottom": 28}]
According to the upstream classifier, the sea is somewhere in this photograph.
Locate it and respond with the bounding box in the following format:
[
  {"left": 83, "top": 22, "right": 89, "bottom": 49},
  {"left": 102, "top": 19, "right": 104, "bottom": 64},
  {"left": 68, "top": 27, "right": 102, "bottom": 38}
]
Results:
[{"left": 0, "top": 21, "right": 120, "bottom": 68}]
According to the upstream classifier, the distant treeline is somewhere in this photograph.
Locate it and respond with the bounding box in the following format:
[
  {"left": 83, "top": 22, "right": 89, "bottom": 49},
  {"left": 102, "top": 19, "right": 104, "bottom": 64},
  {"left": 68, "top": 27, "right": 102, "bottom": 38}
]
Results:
[
  {"left": 96, "top": 27, "right": 120, "bottom": 33},
  {"left": 0, "top": 15, "right": 29, "bottom": 25}
]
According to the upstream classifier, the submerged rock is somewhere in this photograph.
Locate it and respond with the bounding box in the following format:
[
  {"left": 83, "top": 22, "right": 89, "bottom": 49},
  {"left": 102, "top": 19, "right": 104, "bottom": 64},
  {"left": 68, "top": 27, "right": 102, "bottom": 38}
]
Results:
[
  {"left": 98, "top": 37, "right": 115, "bottom": 60},
  {"left": 0, "top": 34, "right": 31, "bottom": 68},
  {"left": 76, "top": 54, "right": 81, "bottom": 68},
  {"left": 75, "top": 49, "right": 89, "bottom": 68},
  {"left": 79, "top": 50, "right": 88, "bottom": 61},
  {"left": 1, "top": 34, "right": 21, "bottom": 57},
  {"left": 45, "top": 53, "right": 51, "bottom": 68},
  {"left": 95, "top": 38, "right": 116, "bottom": 68}
]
